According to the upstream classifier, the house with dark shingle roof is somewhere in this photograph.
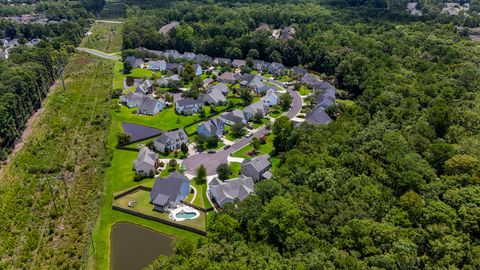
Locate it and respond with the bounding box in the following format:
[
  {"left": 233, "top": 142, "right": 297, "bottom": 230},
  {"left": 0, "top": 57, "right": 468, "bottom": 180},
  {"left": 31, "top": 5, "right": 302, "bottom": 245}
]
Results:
[
  {"left": 154, "top": 129, "right": 189, "bottom": 153},
  {"left": 120, "top": 92, "right": 144, "bottom": 108},
  {"left": 243, "top": 101, "right": 269, "bottom": 121},
  {"left": 268, "top": 62, "right": 286, "bottom": 75},
  {"left": 200, "top": 89, "right": 227, "bottom": 105},
  {"left": 183, "top": 52, "right": 196, "bottom": 60},
  {"left": 291, "top": 66, "right": 307, "bottom": 77},
  {"left": 146, "top": 60, "right": 166, "bottom": 71},
  {"left": 217, "top": 72, "right": 236, "bottom": 84},
  {"left": 305, "top": 106, "right": 332, "bottom": 125},
  {"left": 208, "top": 83, "right": 229, "bottom": 95},
  {"left": 166, "top": 63, "right": 184, "bottom": 74},
  {"left": 195, "top": 54, "right": 213, "bottom": 64},
  {"left": 135, "top": 80, "right": 154, "bottom": 95},
  {"left": 220, "top": 109, "right": 247, "bottom": 125},
  {"left": 157, "top": 74, "right": 181, "bottom": 87},
  {"left": 239, "top": 73, "right": 269, "bottom": 94},
  {"left": 209, "top": 175, "right": 254, "bottom": 207},
  {"left": 150, "top": 172, "right": 190, "bottom": 211},
  {"left": 213, "top": 57, "right": 232, "bottom": 66},
  {"left": 133, "top": 147, "right": 158, "bottom": 176},
  {"left": 138, "top": 96, "right": 165, "bottom": 115},
  {"left": 197, "top": 117, "right": 225, "bottom": 138},
  {"left": 175, "top": 98, "right": 203, "bottom": 115},
  {"left": 125, "top": 56, "right": 144, "bottom": 68},
  {"left": 241, "top": 154, "right": 272, "bottom": 182},
  {"left": 232, "top": 59, "right": 246, "bottom": 67},
  {"left": 305, "top": 82, "right": 336, "bottom": 125}
]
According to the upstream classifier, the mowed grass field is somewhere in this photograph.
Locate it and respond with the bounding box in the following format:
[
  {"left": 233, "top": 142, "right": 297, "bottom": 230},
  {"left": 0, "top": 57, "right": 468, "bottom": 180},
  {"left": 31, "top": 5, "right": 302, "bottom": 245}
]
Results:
[
  {"left": 80, "top": 21, "right": 123, "bottom": 53},
  {"left": 0, "top": 52, "right": 115, "bottom": 269}
]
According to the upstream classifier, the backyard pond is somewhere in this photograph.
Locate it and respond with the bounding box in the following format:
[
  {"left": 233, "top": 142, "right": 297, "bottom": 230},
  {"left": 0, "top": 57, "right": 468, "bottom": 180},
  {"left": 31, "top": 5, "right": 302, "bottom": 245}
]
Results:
[{"left": 110, "top": 222, "right": 174, "bottom": 270}]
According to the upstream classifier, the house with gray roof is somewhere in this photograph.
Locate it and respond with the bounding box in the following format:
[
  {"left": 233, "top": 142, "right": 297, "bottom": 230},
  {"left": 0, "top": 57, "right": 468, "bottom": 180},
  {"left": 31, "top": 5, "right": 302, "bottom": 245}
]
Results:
[
  {"left": 120, "top": 92, "right": 144, "bottom": 108},
  {"left": 175, "top": 98, "right": 203, "bottom": 115},
  {"left": 138, "top": 96, "right": 165, "bottom": 115},
  {"left": 217, "top": 72, "right": 236, "bottom": 84},
  {"left": 305, "top": 84, "right": 336, "bottom": 125},
  {"left": 209, "top": 175, "right": 254, "bottom": 207},
  {"left": 232, "top": 59, "right": 246, "bottom": 67},
  {"left": 166, "top": 63, "right": 184, "bottom": 74},
  {"left": 241, "top": 154, "right": 272, "bottom": 182},
  {"left": 252, "top": 60, "right": 265, "bottom": 71},
  {"left": 133, "top": 147, "right": 159, "bottom": 176},
  {"left": 195, "top": 54, "right": 213, "bottom": 64},
  {"left": 200, "top": 89, "right": 226, "bottom": 105},
  {"left": 280, "top": 26, "right": 295, "bottom": 41},
  {"left": 291, "top": 66, "right": 307, "bottom": 77},
  {"left": 213, "top": 57, "right": 232, "bottom": 66},
  {"left": 159, "top": 21, "right": 180, "bottom": 35},
  {"left": 135, "top": 80, "right": 154, "bottom": 95},
  {"left": 305, "top": 106, "right": 333, "bottom": 125},
  {"left": 157, "top": 74, "right": 181, "bottom": 87},
  {"left": 202, "top": 78, "right": 214, "bottom": 88},
  {"left": 220, "top": 109, "right": 247, "bottom": 125},
  {"left": 197, "top": 117, "right": 225, "bottom": 138},
  {"left": 239, "top": 74, "right": 261, "bottom": 88},
  {"left": 183, "top": 52, "right": 196, "bottom": 60},
  {"left": 268, "top": 62, "right": 286, "bottom": 75},
  {"left": 208, "top": 83, "right": 229, "bottom": 95},
  {"left": 243, "top": 101, "right": 269, "bottom": 121},
  {"left": 146, "top": 60, "right": 166, "bottom": 71},
  {"left": 154, "top": 129, "right": 189, "bottom": 153},
  {"left": 125, "top": 56, "right": 144, "bottom": 69},
  {"left": 150, "top": 172, "right": 190, "bottom": 211},
  {"left": 192, "top": 64, "right": 203, "bottom": 76},
  {"left": 261, "top": 89, "right": 280, "bottom": 106}
]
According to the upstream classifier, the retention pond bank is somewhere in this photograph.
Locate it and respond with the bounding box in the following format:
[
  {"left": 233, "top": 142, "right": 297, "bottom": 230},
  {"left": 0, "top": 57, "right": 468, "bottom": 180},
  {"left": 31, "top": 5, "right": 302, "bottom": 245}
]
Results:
[{"left": 110, "top": 222, "right": 174, "bottom": 270}]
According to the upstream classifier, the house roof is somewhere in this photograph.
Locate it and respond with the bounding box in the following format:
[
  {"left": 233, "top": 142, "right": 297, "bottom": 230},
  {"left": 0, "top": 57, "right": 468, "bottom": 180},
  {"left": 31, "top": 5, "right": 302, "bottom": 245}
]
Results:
[
  {"left": 218, "top": 72, "right": 236, "bottom": 81},
  {"left": 201, "top": 89, "right": 226, "bottom": 104},
  {"left": 176, "top": 97, "right": 203, "bottom": 107},
  {"left": 198, "top": 117, "right": 224, "bottom": 136},
  {"left": 241, "top": 154, "right": 271, "bottom": 174},
  {"left": 203, "top": 78, "right": 214, "bottom": 87},
  {"left": 122, "top": 92, "right": 144, "bottom": 105},
  {"left": 208, "top": 83, "right": 229, "bottom": 94},
  {"left": 209, "top": 176, "right": 254, "bottom": 206},
  {"left": 292, "top": 66, "right": 307, "bottom": 76},
  {"left": 139, "top": 96, "right": 164, "bottom": 114},
  {"left": 305, "top": 106, "right": 333, "bottom": 125},
  {"left": 243, "top": 101, "right": 268, "bottom": 116},
  {"left": 134, "top": 147, "right": 158, "bottom": 167},
  {"left": 262, "top": 89, "right": 280, "bottom": 101},
  {"left": 150, "top": 172, "right": 190, "bottom": 206},
  {"left": 195, "top": 54, "right": 213, "bottom": 64},
  {"left": 221, "top": 109, "right": 245, "bottom": 123},
  {"left": 232, "top": 59, "right": 246, "bottom": 67},
  {"left": 155, "top": 129, "right": 188, "bottom": 145},
  {"left": 214, "top": 57, "right": 232, "bottom": 65},
  {"left": 147, "top": 60, "right": 166, "bottom": 69},
  {"left": 159, "top": 21, "right": 180, "bottom": 35}
]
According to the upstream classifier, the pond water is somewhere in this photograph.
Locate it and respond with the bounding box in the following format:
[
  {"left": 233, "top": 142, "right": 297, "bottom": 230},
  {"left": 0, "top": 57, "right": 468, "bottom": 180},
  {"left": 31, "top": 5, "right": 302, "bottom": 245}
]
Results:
[
  {"left": 110, "top": 222, "right": 174, "bottom": 270},
  {"left": 125, "top": 77, "right": 143, "bottom": 88}
]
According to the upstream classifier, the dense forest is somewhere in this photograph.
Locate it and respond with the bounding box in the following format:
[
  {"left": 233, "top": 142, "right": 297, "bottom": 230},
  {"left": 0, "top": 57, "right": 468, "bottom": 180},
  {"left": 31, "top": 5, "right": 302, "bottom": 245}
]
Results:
[
  {"left": 0, "top": 1, "right": 94, "bottom": 160},
  {"left": 128, "top": 1, "right": 480, "bottom": 269}
]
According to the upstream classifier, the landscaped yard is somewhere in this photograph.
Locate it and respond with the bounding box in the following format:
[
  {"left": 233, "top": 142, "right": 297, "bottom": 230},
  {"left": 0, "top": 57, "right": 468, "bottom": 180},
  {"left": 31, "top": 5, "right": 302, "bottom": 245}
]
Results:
[
  {"left": 225, "top": 125, "right": 243, "bottom": 141},
  {"left": 229, "top": 162, "right": 241, "bottom": 177},
  {"left": 232, "top": 133, "right": 274, "bottom": 159},
  {"left": 114, "top": 189, "right": 206, "bottom": 231},
  {"left": 298, "top": 85, "right": 311, "bottom": 95},
  {"left": 252, "top": 118, "right": 269, "bottom": 129},
  {"left": 113, "top": 106, "right": 201, "bottom": 130},
  {"left": 126, "top": 68, "right": 155, "bottom": 78},
  {"left": 190, "top": 180, "right": 213, "bottom": 209}
]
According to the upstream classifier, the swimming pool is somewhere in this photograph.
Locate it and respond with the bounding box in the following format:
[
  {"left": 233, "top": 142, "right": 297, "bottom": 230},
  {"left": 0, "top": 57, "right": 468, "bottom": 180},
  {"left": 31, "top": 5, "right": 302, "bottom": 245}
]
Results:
[{"left": 175, "top": 211, "right": 197, "bottom": 219}]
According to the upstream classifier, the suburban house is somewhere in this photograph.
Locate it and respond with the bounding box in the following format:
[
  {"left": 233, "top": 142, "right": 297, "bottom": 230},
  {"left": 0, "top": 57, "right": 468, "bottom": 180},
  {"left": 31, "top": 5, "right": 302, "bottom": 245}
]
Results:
[
  {"left": 214, "top": 57, "right": 232, "bottom": 66},
  {"left": 268, "top": 62, "right": 286, "bottom": 75},
  {"left": 217, "top": 72, "right": 236, "bottom": 84},
  {"left": 150, "top": 172, "right": 190, "bottom": 211},
  {"left": 146, "top": 60, "right": 166, "bottom": 71},
  {"left": 241, "top": 154, "right": 272, "bottom": 182},
  {"left": 154, "top": 129, "right": 189, "bottom": 153},
  {"left": 166, "top": 63, "right": 184, "bottom": 74},
  {"left": 157, "top": 74, "right": 181, "bottom": 87},
  {"left": 196, "top": 117, "right": 226, "bottom": 138},
  {"left": 159, "top": 21, "right": 180, "bottom": 35},
  {"left": 138, "top": 96, "right": 165, "bottom": 115},
  {"left": 133, "top": 147, "right": 159, "bottom": 176},
  {"left": 243, "top": 101, "right": 269, "bottom": 121},
  {"left": 291, "top": 66, "right": 308, "bottom": 77},
  {"left": 232, "top": 59, "right": 246, "bottom": 67},
  {"left": 125, "top": 56, "right": 144, "bottom": 68},
  {"left": 120, "top": 92, "right": 144, "bottom": 108},
  {"left": 253, "top": 60, "right": 265, "bottom": 71},
  {"left": 301, "top": 73, "right": 322, "bottom": 87},
  {"left": 220, "top": 109, "right": 247, "bottom": 125},
  {"left": 305, "top": 86, "right": 336, "bottom": 125},
  {"left": 261, "top": 89, "right": 280, "bottom": 106},
  {"left": 209, "top": 176, "right": 254, "bottom": 207},
  {"left": 192, "top": 64, "right": 203, "bottom": 76},
  {"left": 135, "top": 80, "right": 154, "bottom": 95},
  {"left": 195, "top": 54, "right": 213, "bottom": 64},
  {"left": 208, "top": 83, "right": 229, "bottom": 95},
  {"left": 202, "top": 78, "right": 214, "bottom": 88},
  {"left": 164, "top": 49, "right": 182, "bottom": 59},
  {"left": 280, "top": 26, "right": 296, "bottom": 41},
  {"left": 200, "top": 89, "right": 226, "bottom": 105},
  {"left": 239, "top": 74, "right": 262, "bottom": 89},
  {"left": 183, "top": 52, "right": 197, "bottom": 60},
  {"left": 175, "top": 98, "right": 203, "bottom": 115}
]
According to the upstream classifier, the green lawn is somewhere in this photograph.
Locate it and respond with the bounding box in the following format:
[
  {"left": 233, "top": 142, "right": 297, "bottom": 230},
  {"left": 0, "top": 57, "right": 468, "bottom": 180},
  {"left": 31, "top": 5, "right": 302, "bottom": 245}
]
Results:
[
  {"left": 80, "top": 22, "right": 123, "bottom": 53},
  {"left": 278, "top": 75, "right": 293, "bottom": 82},
  {"left": 252, "top": 118, "right": 269, "bottom": 129},
  {"left": 225, "top": 125, "right": 243, "bottom": 141},
  {"left": 191, "top": 180, "right": 213, "bottom": 209},
  {"left": 299, "top": 85, "right": 311, "bottom": 96},
  {"left": 229, "top": 162, "right": 241, "bottom": 177},
  {"left": 232, "top": 133, "right": 274, "bottom": 159},
  {"left": 337, "top": 98, "right": 356, "bottom": 107},
  {"left": 126, "top": 68, "right": 155, "bottom": 79},
  {"left": 114, "top": 189, "right": 206, "bottom": 231},
  {"left": 113, "top": 61, "right": 124, "bottom": 89}
]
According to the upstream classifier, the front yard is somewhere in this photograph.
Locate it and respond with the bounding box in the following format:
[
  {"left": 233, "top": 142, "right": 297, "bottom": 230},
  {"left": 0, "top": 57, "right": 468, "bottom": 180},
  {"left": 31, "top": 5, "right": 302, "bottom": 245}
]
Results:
[{"left": 232, "top": 133, "right": 274, "bottom": 159}]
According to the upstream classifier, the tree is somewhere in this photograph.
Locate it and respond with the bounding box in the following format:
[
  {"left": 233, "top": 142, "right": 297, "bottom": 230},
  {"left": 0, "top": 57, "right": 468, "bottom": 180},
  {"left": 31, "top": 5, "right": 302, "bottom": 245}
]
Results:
[
  {"left": 231, "top": 123, "right": 245, "bottom": 138},
  {"left": 181, "top": 143, "right": 188, "bottom": 155},
  {"left": 168, "top": 159, "right": 177, "bottom": 170},
  {"left": 123, "top": 61, "right": 132, "bottom": 74},
  {"left": 240, "top": 88, "right": 253, "bottom": 105},
  {"left": 269, "top": 50, "right": 282, "bottom": 63},
  {"left": 279, "top": 93, "right": 292, "bottom": 111},
  {"left": 117, "top": 132, "right": 131, "bottom": 145},
  {"left": 196, "top": 165, "right": 207, "bottom": 183},
  {"left": 216, "top": 163, "right": 232, "bottom": 180},
  {"left": 445, "top": 155, "right": 479, "bottom": 176},
  {"left": 252, "top": 137, "right": 261, "bottom": 154},
  {"left": 182, "top": 64, "right": 195, "bottom": 82},
  {"left": 247, "top": 48, "right": 259, "bottom": 59},
  {"left": 272, "top": 116, "right": 293, "bottom": 153},
  {"left": 206, "top": 136, "right": 219, "bottom": 148},
  {"left": 252, "top": 111, "right": 263, "bottom": 124}
]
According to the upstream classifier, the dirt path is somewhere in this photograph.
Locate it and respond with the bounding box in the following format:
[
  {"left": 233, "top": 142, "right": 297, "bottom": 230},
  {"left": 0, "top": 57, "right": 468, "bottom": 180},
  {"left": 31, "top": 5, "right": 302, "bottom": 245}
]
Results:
[{"left": 0, "top": 81, "right": 60, "bottom": 175}]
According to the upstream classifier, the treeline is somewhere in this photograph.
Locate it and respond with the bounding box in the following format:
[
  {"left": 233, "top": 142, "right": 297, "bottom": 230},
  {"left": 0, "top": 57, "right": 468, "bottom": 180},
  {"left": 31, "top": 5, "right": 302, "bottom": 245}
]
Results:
[
  {"left": 139, "top": 2, "right": 480, "bottom": 269},
  {"left": 0, "top": 2, "right": 93, "bottom": 160}
]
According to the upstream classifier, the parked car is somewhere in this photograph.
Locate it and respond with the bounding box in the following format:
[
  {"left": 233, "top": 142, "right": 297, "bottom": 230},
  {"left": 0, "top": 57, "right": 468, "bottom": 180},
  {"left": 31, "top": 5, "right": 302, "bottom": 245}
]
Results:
[
  {"left": 223, "top": 145, "right": 231, "bottom": 150},
  {"left": 246, "top": 132, "right": 253, "bottom": 138},
  {"left": 246, "top": 125, "right": 253, "bottom": 130},
  {"left": 208, "top": 150, "right": 216, "bottom": 154}
]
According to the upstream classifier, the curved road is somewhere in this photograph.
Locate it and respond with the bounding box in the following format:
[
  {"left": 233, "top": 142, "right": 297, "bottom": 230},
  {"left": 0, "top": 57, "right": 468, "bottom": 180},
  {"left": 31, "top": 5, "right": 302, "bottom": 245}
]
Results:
[{"left": 183, "top": 83, "right": 302, "bottom": 175}]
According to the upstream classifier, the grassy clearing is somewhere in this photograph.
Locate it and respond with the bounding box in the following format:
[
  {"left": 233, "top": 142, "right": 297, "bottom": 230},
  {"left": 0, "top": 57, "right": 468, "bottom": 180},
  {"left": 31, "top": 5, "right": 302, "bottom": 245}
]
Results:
[
  {"left": 113, "top": 61, "right": 124, "bottom": 89},
  {"left": 232, "top": 133, "right": 274, "bottom": 159},
  {"left": 126, "top": 68, "right": 155, "bottom": 78},
  {"left": 337, "top": 98, "right": 356, "bottom": 107},
  {"left": 80, "top": 22, "right": 123, "bottom": 53},
  {"left": 0, "top": 52, "right": 115, "bottom": 269},
  {"left": 298, "top": 85, "right": 311, "bottom": 96}
]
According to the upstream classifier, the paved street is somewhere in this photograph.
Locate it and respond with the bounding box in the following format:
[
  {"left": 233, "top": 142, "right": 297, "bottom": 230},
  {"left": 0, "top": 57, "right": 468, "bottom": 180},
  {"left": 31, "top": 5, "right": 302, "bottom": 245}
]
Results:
[{"left": 183, "top": 83, "right": 302, "bottom": 175}]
